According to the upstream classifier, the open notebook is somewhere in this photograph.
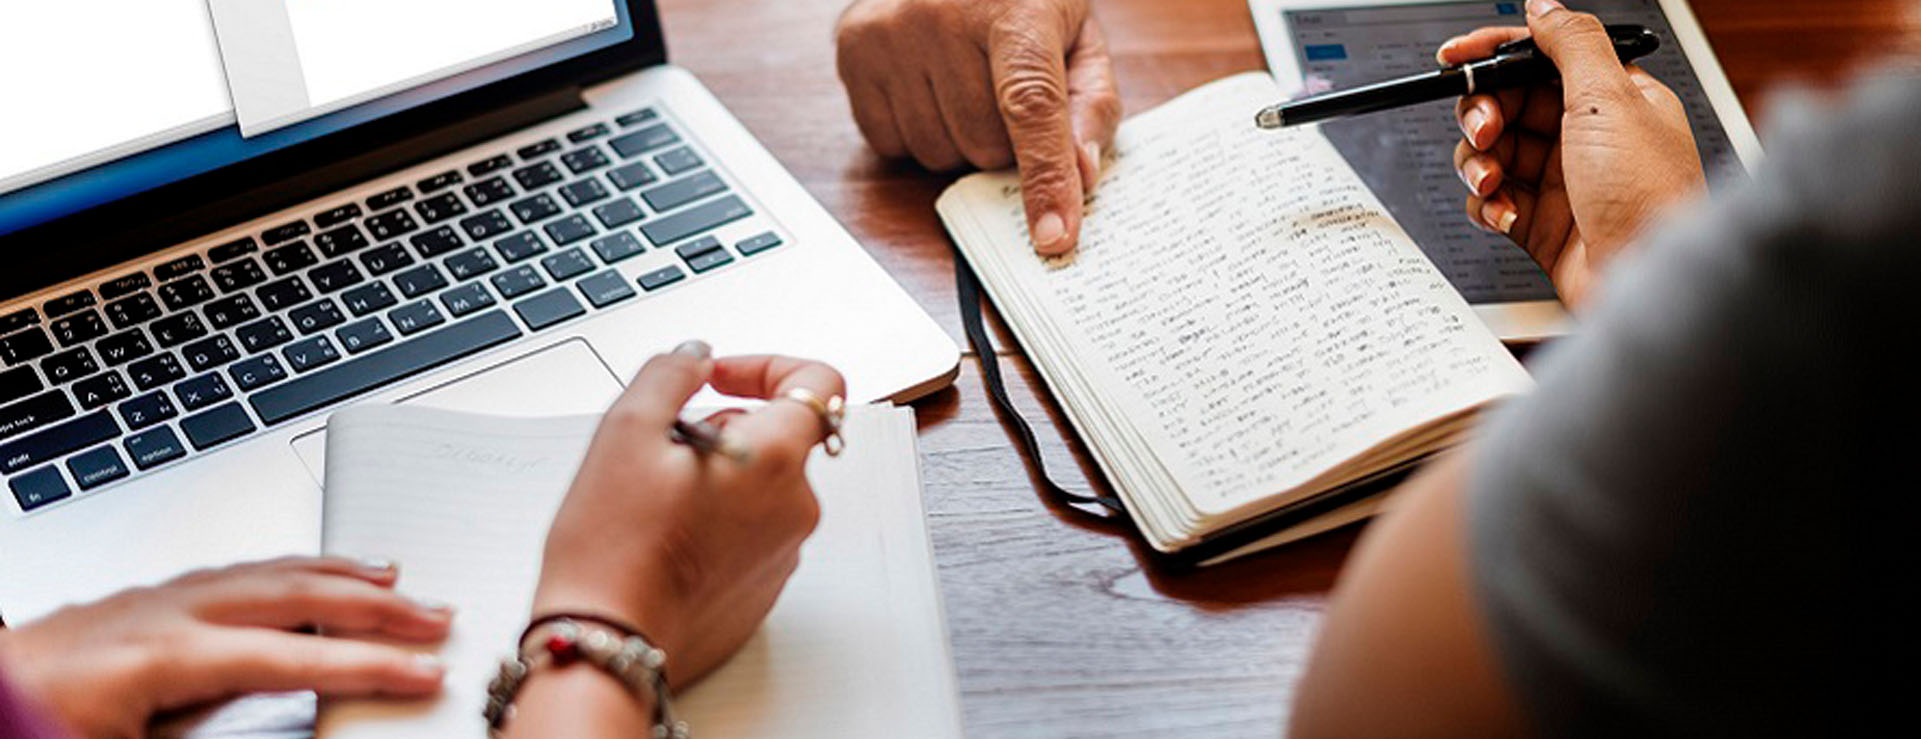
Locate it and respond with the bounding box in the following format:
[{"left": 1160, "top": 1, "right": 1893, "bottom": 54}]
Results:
[
  {"left": 938, "top": 72, "right": 1533, "bottom": 564},
  {"left": 312, "top": 404, "right": 962, "bottom": 738}
]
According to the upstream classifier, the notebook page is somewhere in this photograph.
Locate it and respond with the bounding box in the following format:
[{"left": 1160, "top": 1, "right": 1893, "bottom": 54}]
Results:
[
  {"left": 316, "top": 405, "right": 960, "bottom": 738},
  {"left": 943, "top": 72, "right": 1530, "bottom": 518}
]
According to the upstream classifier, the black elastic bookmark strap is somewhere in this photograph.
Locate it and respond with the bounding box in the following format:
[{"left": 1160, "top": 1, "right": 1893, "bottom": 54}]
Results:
[{"left": 955, "top": 257, "right": 1128, "bottom": 519}]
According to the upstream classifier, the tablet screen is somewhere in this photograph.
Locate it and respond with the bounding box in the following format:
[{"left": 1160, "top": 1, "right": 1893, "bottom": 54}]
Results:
[{"left": 1281, "top": 0, "right": 1739, "bottom": 303}]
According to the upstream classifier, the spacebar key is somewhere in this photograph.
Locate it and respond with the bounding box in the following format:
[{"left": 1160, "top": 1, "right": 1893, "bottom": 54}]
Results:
[{"left": 249, "top": 311, "right": 522, "bottom": 425}]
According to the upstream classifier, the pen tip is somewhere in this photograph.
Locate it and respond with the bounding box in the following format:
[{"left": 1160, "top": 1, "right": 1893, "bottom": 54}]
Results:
[{"left": 1255, "top": 108, "right": 1285, "bottom": 130}]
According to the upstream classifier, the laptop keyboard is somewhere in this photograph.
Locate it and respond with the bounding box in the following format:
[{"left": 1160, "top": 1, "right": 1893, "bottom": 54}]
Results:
[{"left": 1, "top": 106, "right": 787, "bottom": 513}]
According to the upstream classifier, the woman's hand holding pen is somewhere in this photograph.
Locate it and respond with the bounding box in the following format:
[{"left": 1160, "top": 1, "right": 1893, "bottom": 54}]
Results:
[{"left": 1445, "top": 0, "right": 1705, "bottom": 308}]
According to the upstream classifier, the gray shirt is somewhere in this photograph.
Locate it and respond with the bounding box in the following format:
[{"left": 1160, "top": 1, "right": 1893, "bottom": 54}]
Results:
[{"left": 1468, "top": 74, "right": 1919, "bottom": 737}]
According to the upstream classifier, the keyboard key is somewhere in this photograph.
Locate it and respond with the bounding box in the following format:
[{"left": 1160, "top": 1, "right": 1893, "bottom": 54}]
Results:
[
  {"left": 309, "top": 260, "right": 366, "bottom": 293},
  {"left": 495, "top": 232, "right": 548, "bottom": 263},
  {"left": 235, "top": 316, "right": 294, "bottom": 353},
  {"left": 737, "top": 231, "right": 784, "bottom": 256},
  {"left": 509, "top": 194, "right": 562, "bottom": 224},
  {"left": 568, "top": 122, "right": 611, "bottom": 143},
  {"left": 0, "top": 409, "right": 119, "bottom": 474},
  {"left": 610, "top": 125, "right": 681, "bottom": 158},
  {"left": 642, "top": 171, "right": 728, "bottom": 213},
  {"left": 589, "top": 233, "right": 645, "bottom": 264},
  {"left": 104, "top": 294, "right": 162, "bottom": 329},
  {"left": 359, "top": 243, "right": 416, "bottom": 276},
  {"left": 313, "top": 203, "right": 363, "bottom": 229},
  {"left": 491, "top": 266, "right": 546, "bottom": 299},
  {"left": 514, "top": 162, "right": 563, "bottom": 190},
  {"left": 615, "top": 108, "right": 659, "bottom": 127},
  {"left": 157, "top": 275, "right": 216, "bottom": 311},
  {"left": 153, "top": 254, "right": 207, "bottom": 282},
  {"left": 366, "top": 186, "right": 414, "bottom": 211},
  {"left": 66, "top": 446, "right": 129, "bottom": 490},
  {"left": 513, "top": 288, "right": 586, "bottom": 331},
  {"left": 124, "top": 426, "right": 188, "bottom": 470},
  {"left": 250, "top": 311, "right": 522, "bottom": 426},
  {"left": 1, "top": 329, "right": 55, "bottom": 365},
  {"left": 42, "top": 291, "right": 96, "bottom": 319},
  {"left": 592, "top": 198, "right": 645, "bottom": 228},
  {"left": 148, "top": 312, "right": 207, "bottom": 348},
  {"left": 181, "top": 335, "right": 240, "bottom": 373},
  {"left": 210, "top": 259, "right": 268, "bottom": 292},
  {"left": 335, "top": 318, "right": 394, "bottom": 354},
  {"left": 366, "top": 208, "right": 420, "bottom": 240},
  {"left": 256, "top": 276, "right": 312, "bottom": 312},
  {"left": 686, "top": 249, "right": 734, "bottom": 274},
  {"left": 418, "top": 170, "right": 463, "bottom": 193},
  {"left": 414, "top": 193, "right": 467, "bottom": 224},
  {"left": 469, "top": 155, "right": 513, "bottom": 176},
  {"left": 116, "top": 391, "right": 177, "bottom": 431},
  {"left": 461, "top": 210, "right": 515, "bottom": 241},
  {"left": 544, "top": 215, "right": 597, "bottom": 246},
  {"left": 392, "top": 264, "right": 449, "bottom": 298},
  {"left": 411, "top": 225, "right": 466, "bottom": 258},
  {"left": 208, "top": 237, "right": 259, "bottom": 263},
  {"left": 559, "top": 178, "right": 610, "bottom": 207},
  {"left": 439, "top": 283, "right": 496, "bottom": 317},
  {"left": 540, "top": 249, "right": 595, "bottom": 282},
  {"left": 637, "top": 265, "right": 686, "bottom": 292},
  {"left": 264, "top": 242, "right": 319, "bottom": 275},
  {"left": 576, "top": 270, "right": 636, "bottom": 308},
  {"left": 674, "top": 236, "right": 724, "bottom": 261},
  {"left": 655, "top": 147, "right": 703, "bottom": 176},
  {"left": 640, "top": 196, "right": 752, "bottom": 246},
  {"left": 95, "top": 330, "right": 153, "bottom": 366},
  {"left": 1, "top": 308, "right": 39, "bottom": 335},
  {"left": 127, "top": 354, "right": 185, "bottom": 390},
  {"left": 203, "top": 294, "right": 260, "bottom": 330},
  {"left": 38, "top": 348, "right": 96, "bottom": 385},
  {"left": 174, "top": 372, "right": 233, "bottom": 411},
  {"left": 228, "top": 354, "right": 287, "bottom": 391},
  {"left": 0, "top": 366, "right": 41, "bottom": 405},
  {"left": 517, "top": 139, "right": 561, "bottom": 160},
  {"left": 341, "top": 283, "right": 398, "bottom": 316},
  {"left": 465, "top": 176, "right": 517, "bottom": 206},
  {"left": 560, "top": 147, "right": 611, "bottom": 174},
  {"left": 263, "top": 221, "right": 311, "bottom": 245},
  {"left": 10, "top": 466, "right": 70, "bottom": 511},
  {"left": 180, "top": 402, "right": 255, "bottom": 450},
  {"left": 606, "top": 161, "right": 658, "bottom": 191},
  {"left": 446, "top": 248, "right": 500, "bottom": 281},
  {"left": 98, "top": 273, "right": 153, "bottom": 300},
  {"left": 314, "top": 224, "right": 371, "bottom": 258},
  {"left": 49, "top": 311, "right": 107, "bottom": 347},
  {"left": 72, "top": 371, "right": 130, "bottom": 410},
  {"left": 282, "top": 336, "right": 341, "bottom": 372},
  {"left": 1, "top": 391, "right": 74, "bottom": 441},
  {"left": 387, "top": 300, "right": 447, "bottom": 335},
  {"left": 290, "top": 299, "right": 346, "bottom": 334}
]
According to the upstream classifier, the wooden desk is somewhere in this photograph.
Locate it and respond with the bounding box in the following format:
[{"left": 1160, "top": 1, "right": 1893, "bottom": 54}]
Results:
[{"left": 657, "top": 0, "right": 1913, "bottom": 734}]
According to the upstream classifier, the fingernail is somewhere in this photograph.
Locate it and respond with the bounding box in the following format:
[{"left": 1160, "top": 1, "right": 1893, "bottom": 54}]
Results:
[
  {"left": 1527, "top": 0, "right": 1563, "bottom": 17},
  {"left": 411, "top": 653, "right": 445, "bottom": 678},
  {"left": 1484, "top": 202, "right": 1519, "bottom": 233},
  {"left": 1435, "top": 40, "right": 1456, "bottom": 66},
  {"left": 359, "top": 557, "right": 396, "bottom": 573},
  {"left": 1033, "top": 212, "right": 1067, "bottom": 251},
  {"left": 1459, "top": 160, "right": 1489, "bottom": 193},
  {"left": 1460, "top": 107, "right": 1488, "bottom": 143},
  {"left": 412, "top": 596, "right": 455, "bottom": 615},
  {"left": 1083, "top": 142, "right": 1103, "bottom": 177},
  {"left": 672, "top": 340, "right": 711, "bottom": 359}
]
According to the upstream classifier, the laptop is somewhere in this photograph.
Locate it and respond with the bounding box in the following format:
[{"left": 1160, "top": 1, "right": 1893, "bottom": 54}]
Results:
[{"left": 0, "top": 0, "right": 959, "bottom": 625}]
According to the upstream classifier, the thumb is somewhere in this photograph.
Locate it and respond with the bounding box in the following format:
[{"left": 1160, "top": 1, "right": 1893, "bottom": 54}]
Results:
[
  {"left": 990, "top": 13, "right": 1084, "bottom": 256},
  {"left": 1524, "top": 0, "right": 1634, "bottom": 107},
  {"left": 610, "top": 340, "right": 715, "bottom": 429}
]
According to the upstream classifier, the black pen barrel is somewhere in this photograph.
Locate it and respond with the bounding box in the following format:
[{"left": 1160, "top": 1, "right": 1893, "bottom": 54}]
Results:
[{"left": 1281, "top": 68, "right": 1467, "bottom": 127}]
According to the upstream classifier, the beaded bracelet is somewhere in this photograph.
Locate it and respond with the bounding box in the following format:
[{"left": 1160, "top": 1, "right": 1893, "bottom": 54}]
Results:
[{"left": 484, "top": 612, "right": 689, "bottom": 738}]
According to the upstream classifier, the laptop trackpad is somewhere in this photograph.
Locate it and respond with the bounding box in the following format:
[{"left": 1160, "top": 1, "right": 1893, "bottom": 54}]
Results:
[{"left": 289, "top": 339, "right": 624, "bottom": 483}]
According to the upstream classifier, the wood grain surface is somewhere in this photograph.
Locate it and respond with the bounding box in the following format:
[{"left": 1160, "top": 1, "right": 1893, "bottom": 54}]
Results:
[{"left": 656, "top": 0, "right": 1914, "bottom": 734}]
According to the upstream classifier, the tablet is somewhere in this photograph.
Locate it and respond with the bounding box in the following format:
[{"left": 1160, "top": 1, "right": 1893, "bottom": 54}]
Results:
[{"left": 1250, "top": 0, "right": 1763, "bottom": 341}]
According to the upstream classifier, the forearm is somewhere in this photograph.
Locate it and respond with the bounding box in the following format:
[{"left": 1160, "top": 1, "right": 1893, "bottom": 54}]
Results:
[{"left": 500, "top": 666, "right": 655, "bottom": 739}]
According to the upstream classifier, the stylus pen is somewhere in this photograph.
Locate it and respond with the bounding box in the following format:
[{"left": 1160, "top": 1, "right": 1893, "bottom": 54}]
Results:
[
  {"left": 1255, "top": 24, "right": 1659, "bottom": 129},
  {"left": 673, "top": 419, "right": 751, "bottom": 462}
]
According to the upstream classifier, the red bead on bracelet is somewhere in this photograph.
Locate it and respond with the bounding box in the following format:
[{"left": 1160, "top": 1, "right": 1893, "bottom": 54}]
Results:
[{"left": 546, "top": 633, "right": 581, "bottom": 665}]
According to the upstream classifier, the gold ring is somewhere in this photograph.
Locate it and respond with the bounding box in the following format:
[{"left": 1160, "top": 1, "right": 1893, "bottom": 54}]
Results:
[{"left": 779, "top": 388, "right": 846, "bottom": 456}]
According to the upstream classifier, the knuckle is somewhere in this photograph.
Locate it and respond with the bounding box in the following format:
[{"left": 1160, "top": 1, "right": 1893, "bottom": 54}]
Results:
[
  {"left": 997, "top": 72, "right": 1069, "bottom": 125},
  {"left": 1545, "top": 9, "right": 1605, "bottom": 38}
]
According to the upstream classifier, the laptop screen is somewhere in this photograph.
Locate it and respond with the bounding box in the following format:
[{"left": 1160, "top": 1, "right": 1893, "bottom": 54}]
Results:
[{"left": 0, "top": 0, "right": 641, "bottom": 238}]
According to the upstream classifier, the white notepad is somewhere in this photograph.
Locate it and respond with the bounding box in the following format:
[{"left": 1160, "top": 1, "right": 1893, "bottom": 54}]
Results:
[{"left": 313, "top": 404, "right": 962, "bottom": 738}]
